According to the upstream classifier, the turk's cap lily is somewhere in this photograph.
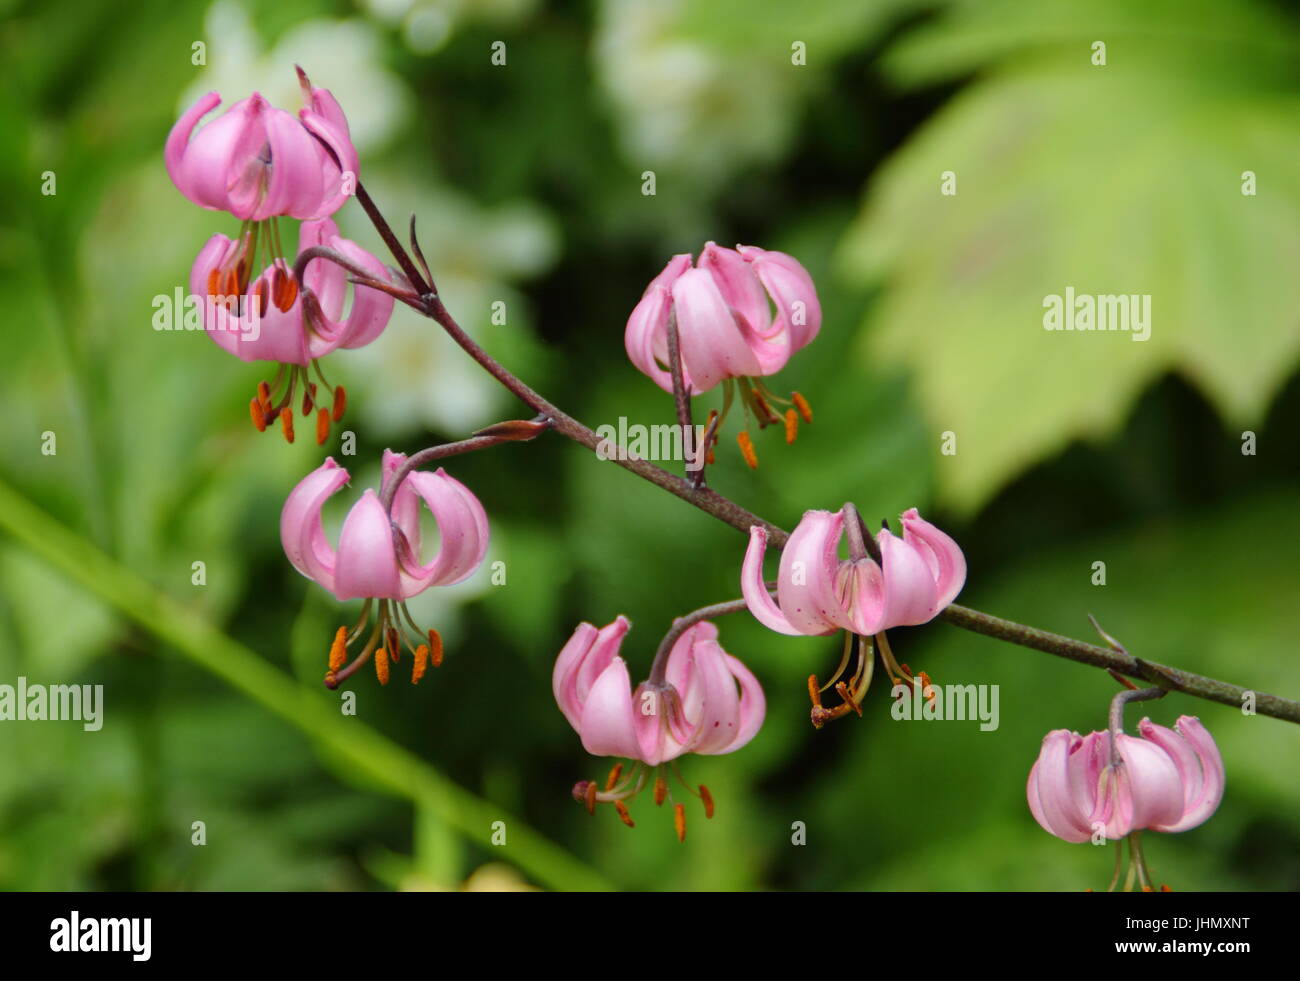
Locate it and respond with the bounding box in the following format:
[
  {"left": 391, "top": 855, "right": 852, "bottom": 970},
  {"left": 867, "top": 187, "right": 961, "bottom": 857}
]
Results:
[
  {"left": 190, "top": 217, "right": 394, "bottom": 365},
  {"left": 625, "top": 242, "right": 821, "bottom": 395},
  {"left": 281, "top": 450, "right": 489, "bottom": 602},
  {"left": 166, "top": 75, "right": 359, "bottom": 221},
  {"left": 1026, "top": 716, "right": 1225, "bottom": 843},
  {"left": 552, "top": 616, "right": 765, "bottom": 767},
  {"left": 742, "top": 507, "right": 966, "bottom": 637}
]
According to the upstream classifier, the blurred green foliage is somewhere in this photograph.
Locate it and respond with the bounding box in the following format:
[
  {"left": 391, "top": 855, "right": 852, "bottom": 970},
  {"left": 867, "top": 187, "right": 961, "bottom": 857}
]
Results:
[{"left": 1, "top": 0, "right": 1298, "bottom": 891}]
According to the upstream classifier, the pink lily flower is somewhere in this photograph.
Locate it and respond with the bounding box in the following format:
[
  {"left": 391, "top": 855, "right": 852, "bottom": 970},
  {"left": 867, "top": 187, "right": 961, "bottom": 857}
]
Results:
[
  {"left": 281, "top": 451, "right": 489, "bottom": 687},
  {"left": 624, "top": 243, "right": 820, "bottom": 468},
  {"left": 166, "top": 72, "right": 359, "bottom": 221},
  {"left": 189, "top": 217, "right": 394, "bottom": 443},
  {"left": 1027, "top": 716, "right": 1225, "bottom": 843},
  {"left": 552, "top": 616, "right": 765, "bottom": 839},
  {"left": 741, "top": 507, "right": 966, "bottom": 638},
  {"left": 626, "top": 243, "right": 820, "bottom": 394}
]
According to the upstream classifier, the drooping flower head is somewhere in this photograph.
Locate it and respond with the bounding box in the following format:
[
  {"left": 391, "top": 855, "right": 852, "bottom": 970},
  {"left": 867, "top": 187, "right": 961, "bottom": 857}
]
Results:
[
  {"left": 741, "top": 506, "right": 964, "bottom": 726},
  {"left": 281, "top": 450, "right": 489, "bottom": 687},
  {"left": 742, "top": 507, "right": 965, "bottom": 638},
  {"left": 191, "top": 217, "right": 394, "bottom": 444},
  {"left": 624, "top": 243, "right": 820, "bottom": 468},
  {"left": 1027, "top": 716, "right": 1225, "bottom": 844},
  {"left": 168, "top": 69, "right": 387, "bottom": 444},
  {"left": 553, "top": 616, "right": 765, "bottom": 840},
  {"left": 166, "top": 67, "right": 358, "bottom": 222}
]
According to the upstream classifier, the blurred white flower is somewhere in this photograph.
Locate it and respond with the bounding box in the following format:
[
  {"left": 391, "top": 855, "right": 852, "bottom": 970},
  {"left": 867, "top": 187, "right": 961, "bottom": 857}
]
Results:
[
  {"left": 594, "top": 0, "right": 799, "bottom": 186},
  {"left": 182, "top": 0, "right": 409, "bottom": 152}
]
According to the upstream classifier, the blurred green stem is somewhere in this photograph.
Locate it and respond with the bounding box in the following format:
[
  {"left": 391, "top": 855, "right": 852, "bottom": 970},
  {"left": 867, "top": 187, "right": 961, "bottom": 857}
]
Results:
[{"left": 0, "top": 477, "right": 613, "bottom": 892}]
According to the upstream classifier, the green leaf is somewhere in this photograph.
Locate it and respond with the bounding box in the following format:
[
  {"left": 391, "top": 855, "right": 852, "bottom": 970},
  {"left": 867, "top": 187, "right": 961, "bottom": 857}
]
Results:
[{"left": 838, "top": 1, "right": 1300, "bottom": 512}]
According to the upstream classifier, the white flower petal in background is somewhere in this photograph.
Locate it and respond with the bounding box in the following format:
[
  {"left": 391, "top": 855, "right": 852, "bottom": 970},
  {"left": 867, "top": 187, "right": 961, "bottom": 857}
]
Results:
[{"left": 593, "top": 0, "right": 799, "bottom": 188}]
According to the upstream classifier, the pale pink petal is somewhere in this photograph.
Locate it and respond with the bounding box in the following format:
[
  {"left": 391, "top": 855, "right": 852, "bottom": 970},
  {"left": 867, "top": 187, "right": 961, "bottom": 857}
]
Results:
[
  {"left": 578, "top": 658, "right": 644, "bottom": 760},
  {"left": 624, "top": 285, "right": 678, "bottom": 394},
  {"left": 256, "top": 106, "right": 328, "bottom": 220},
  {"left": 776, "top": 510, "right": 846, "bottom": 635},
  {"left": 739, "top": 245, "right": 822, "bottom": 350},
  {"left": 397, "top": 468, "right": 490, "bottom": 595},
  {"left": 332, "top": 489, "right": 403, "bottom": 601},
  {"left": 280, "top": 458, "right": 348, "bottom": 592},
  {"left": 900, "top": 508, "right": 966, "bottom": 610},
  {"left": 1027, "top": 730, "right": 1095, "bottom": 842},
  {"left": 876, "top": 529, "right": 940, "bottom": 628},
  {"left": 671, "top": 267, "right": 761, "bottom": 392},
  {"left": 741, "top": 525, "right": 803, "bottom": 635},
  {"left": 699, "top": 242, "right": 770, "bottom": 335},
  {"left": 552, "top": 617, "right": 631, "bottom": 733},
  {"left": 1140, "top": 716, "right": 1225, "bottom": 833}
]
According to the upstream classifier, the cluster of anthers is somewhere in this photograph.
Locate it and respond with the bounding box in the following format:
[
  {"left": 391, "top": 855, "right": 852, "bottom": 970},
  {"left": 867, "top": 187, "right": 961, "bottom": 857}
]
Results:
[{"left": 572, "top": 763, "right": 715, "bottom": 844}]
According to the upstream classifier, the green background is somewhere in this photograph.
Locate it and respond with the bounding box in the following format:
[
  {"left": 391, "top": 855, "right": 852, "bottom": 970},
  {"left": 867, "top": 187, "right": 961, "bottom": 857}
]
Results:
[{"left": 1, "top": 0, "right": 1298, "bottom": 890}]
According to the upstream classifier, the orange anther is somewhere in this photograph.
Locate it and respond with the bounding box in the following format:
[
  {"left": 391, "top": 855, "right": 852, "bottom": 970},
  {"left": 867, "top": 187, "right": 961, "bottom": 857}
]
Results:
[
  {"left": 792, "top": 391, "right": 813, "bottom": 424},
  {"left": 699, "top": 784, "right": 714, "bottom": 819},
  {"left": 385, "top": 626, "right": 400, "bottom": 663},
  {"left": 249, "top": 397, "right": 267, "bottom": 432},
  {"left": 614, "top": 801, "right": 635, "bottom": 828},
  {"left": 374, "top": 647, "right": 390, "bottom": 685},
  {"left": 302, "top": 382, "right": 316, "bottom": 416},
  {"left": 653, "top": 776, "right": 667, "bottom": 807},
  {"left": 584, "top": 781, "right": 597, "bottom": 815},
  {"left": 673, "top": 803, "right": 687, "bottom": 843},
  {"left": 328, "top": 626, "right": 348, "bottom": 672},
  {"left": 315, "top": 408, "right": 330, "bottom": 446},
  {"left": 605, "top": 763, "right": 623, "bottom": 791},
  {"left": 206, "top": 267, "right": 221, "bottom": 299},
  {"left": 737, "top": 431, "right": 758, "bottom": 469},
  {"left": 411, "top": 644, "right": 429, "bottom": 685},
  {"left": 428, "top": 628, "right": 444, "bottom": 667},
  {"left": 784, "top": 408, "right": 798, "bottom": 444},
  {"left": 331, "top": 385, "right": 347, "bottom": 422},
  {"left": 279, "top": 409, "right": 295, "bottom": 444},
  {"left": 257, "top": 380, "right": 272, "bottom": 410}
]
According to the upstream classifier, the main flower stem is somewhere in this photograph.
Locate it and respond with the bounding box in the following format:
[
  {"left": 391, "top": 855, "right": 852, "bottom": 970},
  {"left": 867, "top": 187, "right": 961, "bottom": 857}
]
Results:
[{"left": 354, "top": 182, "right": 1300, "bottom": 727}]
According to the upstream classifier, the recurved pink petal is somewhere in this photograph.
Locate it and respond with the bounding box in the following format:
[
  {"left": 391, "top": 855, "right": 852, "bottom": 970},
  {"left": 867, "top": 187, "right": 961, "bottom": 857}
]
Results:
[
  {"left": 625, "top": 285, "right": 677, "bottom": 394},
  {"left": 1027, "top": 730, "right": 1096, "bottom": 842},
  {"left": 739, "top": 245, "right": 822, "bottom": 350},
  {"left": 280, "top": 458, "right": 348, "bottom": 592},
  {"left": 900, "top": 508, "right": 966, "bottom": 611},
  {"left": 397, "top": 468, "right": 490, "bottom": 595},
  {"left": 1140, "top": 716, "right": 1224, "bottom": 833},
  {"left": 741, "top": 526, "right": 802, "bottom": 636},
  {"left": 876, "top": 529, "right": 940, "bottom": 628},
  {"left": 552, "top": 616, "right": 631, "bottom": 732},
  {"left": 332, "top": 489, "right": 402, "bottom": 601},
  {"left": 299, "top": 88, "right": 360, "bottom": 218}
]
